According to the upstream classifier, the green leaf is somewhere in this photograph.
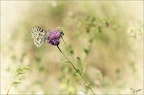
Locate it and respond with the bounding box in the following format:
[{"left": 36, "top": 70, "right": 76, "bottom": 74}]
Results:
[
  {"left": 84, "top": 48, "right": 89, "bottom": 54},
  {"left": 10, "top": 69, "right": 17, "bottom": 77},
  {"left": 76, "top": 57, "right": 83, "bottom": 74},
  {"left": 13, "top": 81, "right": 21, "bottom": 84},
  {"left": 70, "top": 50, "right": 74, "bottom": 55},
  {"left": 85, "top": 27, "right": 90, "bottom": 33},
  {"left": 16, "top": 66, "right": 30, "bottom": 75},
  {"left": 74, "top": 72, "right": 79, "bottom": 76},
  {"left": 21, "top": 66, "right": 30, "bottom": 70},
  {"left": 14, "top": 78, "right": 21, "bottom": 84},
  {"left": 95, "top": 26, "right": 101, "bottom": 33},
  {"left": 16, "top": 68, "right": 22, "bottom": 75},
  {"left": 102, "top": 19, "right": 109, "bottom": 27}
]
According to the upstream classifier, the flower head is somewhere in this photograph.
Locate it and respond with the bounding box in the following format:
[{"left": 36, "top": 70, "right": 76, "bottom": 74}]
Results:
[{"left": 46, "top": 29, "right": 61, "bottom": 46}]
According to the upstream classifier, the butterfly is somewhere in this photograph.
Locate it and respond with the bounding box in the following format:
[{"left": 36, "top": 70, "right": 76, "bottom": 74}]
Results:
[
  {"left": 31, "top": 26, "right": 49, "bottom": 47},
  {"left": 31, "top": 26, "right": 64, "bottom": 47}
]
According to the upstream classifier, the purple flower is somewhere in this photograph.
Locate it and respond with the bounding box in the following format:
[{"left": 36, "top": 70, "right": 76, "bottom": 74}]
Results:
[{"left": 46, "top": 29, "right": 61, "bottom": 46}]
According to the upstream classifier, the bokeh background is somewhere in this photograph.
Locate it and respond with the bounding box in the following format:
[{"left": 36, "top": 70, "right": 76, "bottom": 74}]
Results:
[{"left": 1, "top": 1, "right": 143, "bottom": 94}]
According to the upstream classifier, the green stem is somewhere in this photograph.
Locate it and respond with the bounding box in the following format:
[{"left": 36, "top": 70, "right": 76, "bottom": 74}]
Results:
[
  {"left": 6, "top": 75, "right": 18, "bottom": 95},
  {"left": 79, "top": 74, "right": 95, "bottom": 95},
  {"left": 61, "top": 37, "right": 77, "bottom": 63},
  {"left": 83, "top": 39, "right": 93, "bottom": 63},
  {"left": 57, "top": 45, "right": 77, "bottom": 71},
  {"left": 57, "top": 45, "right": 95, "bottom": 95},
  {"left": 6, "top": 82, "right": 14, "bottom": 95}
]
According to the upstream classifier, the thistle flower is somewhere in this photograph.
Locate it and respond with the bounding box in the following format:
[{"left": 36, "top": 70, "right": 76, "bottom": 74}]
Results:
[{"left": 46, "top": 29, "right": 61, "bottom": 46}]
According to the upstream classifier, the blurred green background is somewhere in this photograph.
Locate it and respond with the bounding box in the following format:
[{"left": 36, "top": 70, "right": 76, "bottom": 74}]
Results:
[{"left": 1, "top": 1, "right": 143, "bottom": 94}]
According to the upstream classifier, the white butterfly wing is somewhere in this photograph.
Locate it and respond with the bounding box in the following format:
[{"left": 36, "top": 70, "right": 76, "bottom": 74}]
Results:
[
  {"left": 31, "top": 26, "right": 47, "bottom": 47},
  {"left": 31, "top": 26, "right": 40, "bottom": 39},
  {"left": 34, "top": 37, "right": 42, "bottom": 47}
]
